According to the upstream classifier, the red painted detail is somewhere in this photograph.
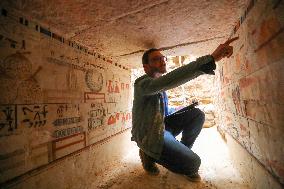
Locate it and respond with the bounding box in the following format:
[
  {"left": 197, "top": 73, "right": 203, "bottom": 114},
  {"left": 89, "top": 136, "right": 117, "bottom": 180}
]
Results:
[
  {"left": 239, "top": 77, "right": 255, "bottom": 88},
  {"left": 52, "top": 132, "right": 86, "bottom": 160},
  {"left": 232, "top": 86, "right": 243, "bottom": 116},
  {"left": 233, "top": 20, "right": 241, "bottom": 34},
  {"left": 122, "top": 113, "right": 126, "bottom": 122},
  {"left": 107, "top": 80, "right": 121, "bottom": 93},
  {"left": 108, "top": 115, "right": 116, "bottom": 125},
  {"left": 108, "top": 80, "right": 113, "bottom": 93},
  {"left": 116, "top": 113, "right": 120, "bottom": 120},
  {"left": 114, "top": 81, "right": 120, "bottom": 93}
]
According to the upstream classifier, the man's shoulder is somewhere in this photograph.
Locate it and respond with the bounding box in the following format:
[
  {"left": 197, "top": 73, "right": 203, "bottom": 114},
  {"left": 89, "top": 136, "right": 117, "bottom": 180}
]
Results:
[{"left": 134, "top": 74, "right": 151, "bottom": 85}]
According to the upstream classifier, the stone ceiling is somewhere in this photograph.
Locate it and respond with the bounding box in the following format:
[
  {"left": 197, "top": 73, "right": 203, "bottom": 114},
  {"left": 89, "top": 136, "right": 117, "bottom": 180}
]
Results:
[{"left": 1, "top": 0, "right": 248, "bottom": 68}]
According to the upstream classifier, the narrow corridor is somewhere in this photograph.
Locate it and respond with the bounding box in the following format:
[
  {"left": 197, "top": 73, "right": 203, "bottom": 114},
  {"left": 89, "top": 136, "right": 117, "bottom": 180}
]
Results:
[{"left": 0, "top": 0, "right": 283, "bottom": 188}]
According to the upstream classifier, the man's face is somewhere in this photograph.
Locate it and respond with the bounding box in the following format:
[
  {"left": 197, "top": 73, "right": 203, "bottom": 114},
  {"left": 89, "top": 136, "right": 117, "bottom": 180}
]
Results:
[{"left": 147, "top": 51, "right": 167, "bottom": 74}]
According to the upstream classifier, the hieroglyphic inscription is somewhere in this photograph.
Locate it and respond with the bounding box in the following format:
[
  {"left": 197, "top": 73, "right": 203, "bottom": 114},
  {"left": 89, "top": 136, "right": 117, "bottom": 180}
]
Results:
[
  {"left": 21, "top": 105, "right": 48, "bottom": 127},
  {"left": 0, "top": 13, "right": 133, "bottom": 183},
  {"left": 53, "top": 103, "right": 82, "bottom": 137},
  {"left": 53, "top": 117, "right": 81, "bottom": 127},
  {"left": 0, "top": 105, "right": 17, "bottom": 133},
  {"left": 53, "top": 126, "right": 83, "bottom": 138},
  {"left": 88, "top": 103, "right": 105, "bottom": 131},
  {"left": 106, "top": 112, "right": 132, "bottom": 126},
  {"left": 56, "top": 104, "right": 80, "bottom": 118}
]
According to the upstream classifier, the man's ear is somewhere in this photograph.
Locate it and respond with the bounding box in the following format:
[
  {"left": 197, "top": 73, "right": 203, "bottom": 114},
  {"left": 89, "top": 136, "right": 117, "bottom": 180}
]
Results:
[{"left": 143, "top": 64, "right": 150, "bottom": 73}]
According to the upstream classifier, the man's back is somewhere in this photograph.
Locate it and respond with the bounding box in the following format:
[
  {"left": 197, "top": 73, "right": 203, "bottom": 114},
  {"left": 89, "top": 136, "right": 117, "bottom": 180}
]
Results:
[{"left": 131, "top": 74, "right": 164, "bottom": 160}]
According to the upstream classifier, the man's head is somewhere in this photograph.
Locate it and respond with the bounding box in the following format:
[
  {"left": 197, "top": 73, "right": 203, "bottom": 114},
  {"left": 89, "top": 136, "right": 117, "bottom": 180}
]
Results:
[{"left": 142, "top": 48, "right": 167, "bottom": 77}]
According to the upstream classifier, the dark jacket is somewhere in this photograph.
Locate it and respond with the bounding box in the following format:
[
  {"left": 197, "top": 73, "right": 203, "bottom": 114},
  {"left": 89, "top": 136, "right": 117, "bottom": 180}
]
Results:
[{"left": 131, "top": 55, "right": 215, "bottom": 159}]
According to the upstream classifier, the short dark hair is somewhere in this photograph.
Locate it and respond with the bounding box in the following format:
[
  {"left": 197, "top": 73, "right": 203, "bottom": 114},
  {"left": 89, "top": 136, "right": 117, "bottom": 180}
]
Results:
[{"left": 142, "top": 48, "right": 159, "bottom": 64}]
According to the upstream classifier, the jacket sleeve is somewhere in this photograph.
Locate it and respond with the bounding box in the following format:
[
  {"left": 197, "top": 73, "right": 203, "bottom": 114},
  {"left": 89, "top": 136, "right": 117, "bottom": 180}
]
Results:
[{"left": 137, "top": 55, "right": 215, "bottom": 96}]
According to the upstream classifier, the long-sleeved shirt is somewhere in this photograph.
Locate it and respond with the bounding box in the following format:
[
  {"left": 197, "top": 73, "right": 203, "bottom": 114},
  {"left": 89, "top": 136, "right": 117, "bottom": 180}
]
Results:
[{"left": 131, "top": 55, "right": 214, "bottom": 159}]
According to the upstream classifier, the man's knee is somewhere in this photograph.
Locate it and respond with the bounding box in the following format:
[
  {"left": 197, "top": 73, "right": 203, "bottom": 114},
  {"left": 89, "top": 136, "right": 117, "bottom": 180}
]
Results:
[
  {"left": 195, "top": 154, "right": 201, "bottom": 167},
  {"left": 191, "top": 152, "right": 201, "bottom": 166},
  {"left": 184, "top": 153, "right": 201, "bottom": 174},
  {"left": 193, "top": 108, "right": 205, "bottom": 123},
  {"left": 191, "top": 155, "right": 201, "bottom": 174}
]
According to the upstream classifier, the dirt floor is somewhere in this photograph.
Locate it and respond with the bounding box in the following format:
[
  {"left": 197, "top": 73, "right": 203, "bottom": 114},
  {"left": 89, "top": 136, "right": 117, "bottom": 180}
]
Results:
[{"left": 90, "top": 127, "right": 250, "bottom": 189}]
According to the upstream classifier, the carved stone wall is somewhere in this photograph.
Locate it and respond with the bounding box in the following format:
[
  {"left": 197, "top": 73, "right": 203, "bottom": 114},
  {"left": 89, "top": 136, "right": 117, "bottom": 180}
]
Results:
[
  {"left": 214, "top": 0, "right": 284, "bottom": 185},
  {"left": 0, "top": 9, "right": 132, "bottom": 184}
]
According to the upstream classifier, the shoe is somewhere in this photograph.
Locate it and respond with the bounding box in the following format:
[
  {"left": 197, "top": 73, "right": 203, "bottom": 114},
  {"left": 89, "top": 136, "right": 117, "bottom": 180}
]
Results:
[
  {"left": 139, "top": 149, "right": 159, "bottom": 175},
  {"left": 186, "top": 172, "right": 201, "bottom": 182}
]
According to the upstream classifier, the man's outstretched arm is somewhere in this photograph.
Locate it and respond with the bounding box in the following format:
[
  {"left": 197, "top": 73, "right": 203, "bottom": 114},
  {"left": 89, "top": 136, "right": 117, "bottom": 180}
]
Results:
[
  {"left": 137, "top": 37, "right": 239, "bottom": 96},
  {"left": 138, "top": 55, "right": 215, "bottom": 96}
]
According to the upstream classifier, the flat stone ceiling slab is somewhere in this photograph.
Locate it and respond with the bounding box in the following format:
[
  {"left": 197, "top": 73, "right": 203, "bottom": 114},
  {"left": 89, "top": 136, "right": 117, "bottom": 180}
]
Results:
[{"left": 1, "top": 0, "right": 248, "bottom": 68}]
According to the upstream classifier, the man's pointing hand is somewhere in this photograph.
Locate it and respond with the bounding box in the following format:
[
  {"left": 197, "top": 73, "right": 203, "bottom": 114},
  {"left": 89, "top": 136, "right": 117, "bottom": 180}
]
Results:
[{"left": 211, "top": 37, "right": 239, "bottom": 62}]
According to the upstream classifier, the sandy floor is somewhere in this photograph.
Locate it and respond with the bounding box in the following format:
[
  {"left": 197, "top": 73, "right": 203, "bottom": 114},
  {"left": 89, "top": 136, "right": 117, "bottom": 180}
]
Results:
[{"left": 90, "top": 127, "right": 250, "bottom": 189}]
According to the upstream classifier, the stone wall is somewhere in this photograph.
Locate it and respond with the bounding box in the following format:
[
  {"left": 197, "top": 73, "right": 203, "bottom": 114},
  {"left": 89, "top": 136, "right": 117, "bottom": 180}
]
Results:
[
  {"left": 214, "top": 0, "right": 284, "bottom": 185},
  {"left": 0, "top": 7, "right": 132, "bottom": 186}
]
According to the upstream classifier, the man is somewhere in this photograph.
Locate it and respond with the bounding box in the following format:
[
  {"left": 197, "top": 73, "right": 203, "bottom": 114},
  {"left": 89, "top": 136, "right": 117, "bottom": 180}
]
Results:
[{"left": 131, "top": 38, "right": 238, "bottom": 182}]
